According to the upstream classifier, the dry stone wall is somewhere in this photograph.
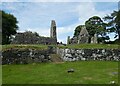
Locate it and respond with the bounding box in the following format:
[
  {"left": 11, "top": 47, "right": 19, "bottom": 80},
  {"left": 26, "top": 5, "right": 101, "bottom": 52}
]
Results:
[
  {"left": 2, "top": 46, "right": 56, "bottom": 65},
  {"left": 57, "top": 48, "right": 120, "bottom": 61},
  {"left": 2, "top": 47, "right": 120, "bottom": 64}
]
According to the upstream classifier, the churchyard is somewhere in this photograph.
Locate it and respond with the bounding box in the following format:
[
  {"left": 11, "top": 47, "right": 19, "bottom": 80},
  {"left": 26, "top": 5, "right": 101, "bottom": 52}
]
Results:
[
  {"left": 2, "top": 61, "right": 118, "bottom": 84},
  {"left": 1, "top": 3, "right": 120, "bottom": 84},
  {"left": 2, "top": 44, "right": 119, "bottom": 84},
  {"left": 1, "top": 19, "right": 120, "bottom": 84}
]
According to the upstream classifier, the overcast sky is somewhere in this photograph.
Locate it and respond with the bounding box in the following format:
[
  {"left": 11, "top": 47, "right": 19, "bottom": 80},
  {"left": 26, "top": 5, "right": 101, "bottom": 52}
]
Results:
[{"left": 1, "top": 1, "right": 119, "bottom": 43}]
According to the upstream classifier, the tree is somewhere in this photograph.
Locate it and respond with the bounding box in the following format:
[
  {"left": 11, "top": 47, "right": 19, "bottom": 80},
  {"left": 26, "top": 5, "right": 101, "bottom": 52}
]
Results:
[
  {"left": 74, "top": 25, "right": 84, "bottom": 37},
  {"left": 2, "top": 10, "right": 18, "bottom": 44},
  {"left": 103, "top": 10, "right": 120, "bottom": 41},
  {"left": 0, "top": 11, "right": 2, "bottom": 44},
  {"left": 85, "top": 16, "right": 108, "bottom": 43}
]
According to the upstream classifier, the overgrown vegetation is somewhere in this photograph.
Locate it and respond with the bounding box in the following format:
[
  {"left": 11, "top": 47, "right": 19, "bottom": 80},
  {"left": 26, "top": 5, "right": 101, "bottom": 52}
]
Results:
[{"left": 2, "top": 61, "right": 118, "bottom": 84}]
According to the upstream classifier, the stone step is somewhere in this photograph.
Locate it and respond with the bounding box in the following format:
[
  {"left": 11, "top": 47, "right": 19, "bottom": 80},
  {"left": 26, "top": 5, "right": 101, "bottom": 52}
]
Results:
[{"left": 50, "top": 54, "right": 63, "bottom": 62}]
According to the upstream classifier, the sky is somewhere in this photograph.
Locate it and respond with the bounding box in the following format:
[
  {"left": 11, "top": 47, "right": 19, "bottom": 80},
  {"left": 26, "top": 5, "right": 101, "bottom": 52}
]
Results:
[{"left": 0, "top": 1, "right": 119, "bottom": 43}]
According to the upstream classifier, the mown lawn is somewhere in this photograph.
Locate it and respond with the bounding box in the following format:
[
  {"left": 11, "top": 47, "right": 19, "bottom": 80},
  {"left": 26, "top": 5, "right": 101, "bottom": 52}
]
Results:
[{"left": 2, "top": 61, "right": 119, "bottom": 84}]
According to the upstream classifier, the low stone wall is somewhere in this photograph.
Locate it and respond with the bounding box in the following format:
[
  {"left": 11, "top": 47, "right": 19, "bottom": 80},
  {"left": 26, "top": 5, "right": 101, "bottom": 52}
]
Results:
[
  {"left": 2, "top": 47, "right": 120, "bottom": 64},
  {"left": 2, "top": 48, "right": 56, "bottom": 65},
  {"left": 57, "top": 48, "right": 120, "bottom": 61}
]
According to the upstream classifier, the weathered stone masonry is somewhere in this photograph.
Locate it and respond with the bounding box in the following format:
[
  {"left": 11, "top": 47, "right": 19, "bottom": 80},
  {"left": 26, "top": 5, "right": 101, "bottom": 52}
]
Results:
[
  {"left": 2, "top": 46, "right": 56, "bottom": 65},
  {"left": 57, "top": 48, "right": 120, "bottom": 61},
  {"left": 11, "top": 20, "right": 57, "bottom": 45},
  {"left": 2, "top": 47, "right": 120, "bottom": 64},
  {"left": 11, "top": 33, "right": 57, "bottom": 45}
]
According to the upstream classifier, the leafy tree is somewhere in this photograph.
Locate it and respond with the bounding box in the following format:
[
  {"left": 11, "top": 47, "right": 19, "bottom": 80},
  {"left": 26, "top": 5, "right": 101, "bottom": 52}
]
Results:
[
  {"left": 85, "top": 16, "right": 106, "bottom": 36},
  {"left": 85, "top": 16, "right": 108, "bottom": 43},
  {"left": 2, "top": 10, "right": 18, "bottom": 44},
  {"left": 103, "top": 10, "right": 120, "bottom": 41},
  {"left": 0, "top": 11, "right": 2, "bottom": 44},
  {"left": 74, "top": 25, "right": 84, "bottom": 37}
]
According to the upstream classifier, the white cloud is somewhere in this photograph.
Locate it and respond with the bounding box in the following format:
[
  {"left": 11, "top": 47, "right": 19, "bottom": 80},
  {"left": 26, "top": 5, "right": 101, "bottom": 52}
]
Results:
[
  {"left": 76, "top": 2, "right": 113, "bottom": 24},
  {"left": 1, "top": 0, "right": 18, "bottom": 2},
  {"left": 2, "top": 2, "right": 118, "bottom": 44}
]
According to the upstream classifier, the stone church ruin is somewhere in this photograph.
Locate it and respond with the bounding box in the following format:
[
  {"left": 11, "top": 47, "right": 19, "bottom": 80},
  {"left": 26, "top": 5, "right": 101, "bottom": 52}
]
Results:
[
  {"left": 11, "top": 20, "right": 57, "bottom": 45},
  {"left": 67, "top": 26, "right": 98, "bottom": 44}
]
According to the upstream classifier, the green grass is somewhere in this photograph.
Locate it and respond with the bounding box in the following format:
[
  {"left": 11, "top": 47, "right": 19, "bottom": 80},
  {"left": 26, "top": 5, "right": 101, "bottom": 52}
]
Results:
[
  {"left": 59, "top": 44, "right": 120, "bottom": 49},
  {"left": 0, "top": 65, "right": 2, "bottom": 85},
  {"left": 2, "top": 61, "right": 119, "bottom": 84},
  {"left": 2, "top": 44, "right": 49, "bottom": 51},
  {"left": 1, "top": 44, "right": 120, "bottom": 51}
]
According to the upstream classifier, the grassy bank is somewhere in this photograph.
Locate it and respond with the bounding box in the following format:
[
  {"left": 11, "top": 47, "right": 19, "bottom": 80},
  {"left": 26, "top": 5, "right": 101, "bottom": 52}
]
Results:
[
  {"left": 2, "top": 61, "right": 118, "bottom": 84},
  {"left": 59, "top": 44, "right": 120, "bottom": 49},
  {"left": 1, "top": 44, "right": 120, "bottom": 51},
  {"left": 2, "top": 44, "right": 48, "bottom": 51}
]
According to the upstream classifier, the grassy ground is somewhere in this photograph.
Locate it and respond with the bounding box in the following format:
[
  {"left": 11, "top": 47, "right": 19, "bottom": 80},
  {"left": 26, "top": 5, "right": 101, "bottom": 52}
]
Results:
[
  {"left": 2, "top": 44, "right": 120, "bottom": 51},
  {"left": 59, "top": 44, "right": 120, "bottom": 49},
  {"left": 2, "top": 44, "right": 48, "bottom": 51},
  {"left": 2, "top": 61, "right": 118, "bottom": 84}
]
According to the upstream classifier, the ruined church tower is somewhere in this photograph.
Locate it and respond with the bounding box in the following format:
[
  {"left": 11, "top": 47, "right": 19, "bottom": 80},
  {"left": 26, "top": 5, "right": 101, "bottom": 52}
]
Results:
[{"left": 50, "top": 20, "right": 57, "bottom": 39}]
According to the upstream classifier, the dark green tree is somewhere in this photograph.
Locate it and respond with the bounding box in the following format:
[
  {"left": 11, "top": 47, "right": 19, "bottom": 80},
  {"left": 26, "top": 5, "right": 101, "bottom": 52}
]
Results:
[
  {"left": 0, "top": 11, "right": 2, "bottom": 44},
  {"left": 85, "top": 16, "right": 108, "bottom": 43},
  {"left": 104, "top": 10, "right": 120, "bottom": 41},
  {"left": 2, "top": 10, "right": 18, "bottom": 44},
  {"left": 74, "top": 25, "right": 84, "bottom": 37}
]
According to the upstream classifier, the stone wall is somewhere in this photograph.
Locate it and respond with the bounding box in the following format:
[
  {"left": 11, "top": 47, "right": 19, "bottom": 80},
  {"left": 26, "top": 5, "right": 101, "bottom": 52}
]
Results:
[
  {"left": 11, "top": 32, "right": 57, "bottom": 45},
  {"left": 57, "top": 48, "right": 120, "bottom": 61},
  {"left": 2, "top": 47, "right": 120, "bottom": 64},
  {"left": 2, "top": 47, "right": 56, "bottom": 65}
]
